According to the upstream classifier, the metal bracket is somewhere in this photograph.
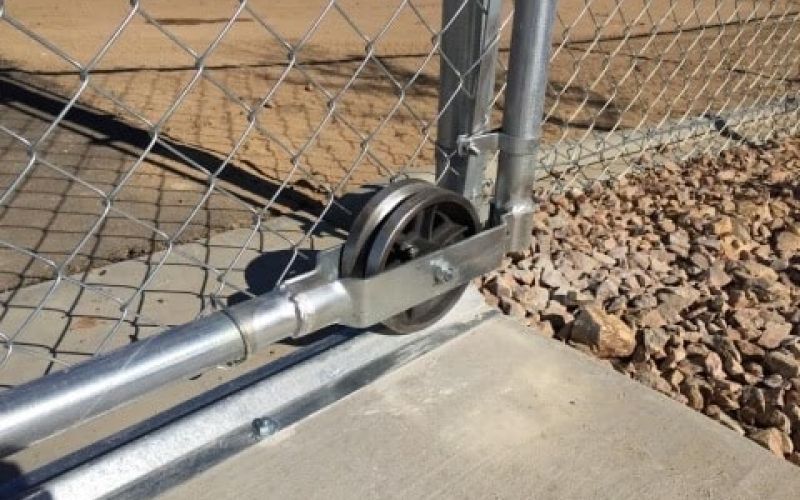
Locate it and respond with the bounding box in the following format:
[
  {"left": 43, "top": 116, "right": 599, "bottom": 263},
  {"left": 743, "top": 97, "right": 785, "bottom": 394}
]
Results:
[
  {"left": 280, "top": 223, "right": 509, "bottom": 330},
  {"left": 456, "top": 129, "right": 538, "bottom": 156}
]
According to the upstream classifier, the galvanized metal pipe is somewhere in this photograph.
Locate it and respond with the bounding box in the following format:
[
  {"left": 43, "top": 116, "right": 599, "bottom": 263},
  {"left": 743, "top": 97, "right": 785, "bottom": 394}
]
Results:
[
  {"left": 493, "top": 0, "right": 558, "bottom": 251},
  {"left": 0, "top": 311, "right": 244, "bottom": 456},
  {"left": 0, "top": 286, "right": 349, "bottom": 456}
]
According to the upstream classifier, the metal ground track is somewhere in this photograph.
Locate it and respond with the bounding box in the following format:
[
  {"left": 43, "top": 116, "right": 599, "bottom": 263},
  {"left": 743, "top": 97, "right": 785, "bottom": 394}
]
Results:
[{"left": 2, "top": 290, "right": 493, "bottom": 499}]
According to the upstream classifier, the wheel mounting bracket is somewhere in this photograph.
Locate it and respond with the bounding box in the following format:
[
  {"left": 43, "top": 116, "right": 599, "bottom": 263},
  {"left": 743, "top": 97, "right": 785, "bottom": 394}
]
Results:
[
  {"left": 266, "top": 181, "right": 510, "bottom": 337},
  {"left": 278, "top": 223, "right": 508, "bottom": 333}
]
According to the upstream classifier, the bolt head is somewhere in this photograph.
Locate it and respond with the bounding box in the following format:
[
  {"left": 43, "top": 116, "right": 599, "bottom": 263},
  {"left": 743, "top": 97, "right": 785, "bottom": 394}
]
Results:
[
  {"left": 253, "top": 417, "right": 278, "bottom": 438},
  {"left": 433, "top": 262, "right": 454, "bottom": 284}
]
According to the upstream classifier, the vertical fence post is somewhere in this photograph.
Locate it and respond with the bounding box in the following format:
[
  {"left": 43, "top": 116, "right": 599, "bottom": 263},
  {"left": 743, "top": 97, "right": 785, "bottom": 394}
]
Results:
[
  {"left": 437, "top": 0, "right": 503, "bottom": 222},
  {"left": 493, "top": 0, "right": 557, "bottom": 252}
]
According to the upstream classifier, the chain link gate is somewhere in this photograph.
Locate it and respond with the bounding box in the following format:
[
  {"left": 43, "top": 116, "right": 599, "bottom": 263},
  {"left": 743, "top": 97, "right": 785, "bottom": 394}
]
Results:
[
  {"left": 1, "top": 0, "right": 800, "bottom": 487},
  {"left": 0, "top": 0, "right": 553, "bottom": 467}
]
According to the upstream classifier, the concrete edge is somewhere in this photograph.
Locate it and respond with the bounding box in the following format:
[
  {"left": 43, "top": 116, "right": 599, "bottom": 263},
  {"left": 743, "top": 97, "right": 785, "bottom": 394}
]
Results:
[{"left": 14, "top": 289, "right": 495, "bottom": 500}]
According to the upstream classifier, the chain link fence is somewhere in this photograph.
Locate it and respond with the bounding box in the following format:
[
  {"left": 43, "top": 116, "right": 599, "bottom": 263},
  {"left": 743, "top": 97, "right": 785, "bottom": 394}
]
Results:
[
  {"left": 536, "top": 0, "right": 800, "bottom": 191},
  {"left": 1, "top": 0, "right": 799, "bottom": 475},
  {"left": 0, "top": 0, "right": 511, "bottom": 389},
  {"left": 0, "top": 0, "right": 517, "bottom": 469}
]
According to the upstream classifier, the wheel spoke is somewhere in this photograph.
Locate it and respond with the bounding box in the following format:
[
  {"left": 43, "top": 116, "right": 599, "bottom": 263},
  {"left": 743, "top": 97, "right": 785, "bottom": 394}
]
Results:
[
  {"left": 430, "top": 219, "right": 466, "bottom": 246},
  {"left": 407, "top": 209, "right": 426, "bottom": 237}
]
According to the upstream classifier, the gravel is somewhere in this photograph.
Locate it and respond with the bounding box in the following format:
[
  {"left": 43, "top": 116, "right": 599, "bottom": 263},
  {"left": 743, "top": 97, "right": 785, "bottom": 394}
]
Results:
[{"left": 479, "top": 137, "right": 800, "bottom": 464}]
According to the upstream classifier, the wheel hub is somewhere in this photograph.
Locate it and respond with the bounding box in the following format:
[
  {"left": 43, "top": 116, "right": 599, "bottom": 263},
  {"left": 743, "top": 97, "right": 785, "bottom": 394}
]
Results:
[{"left": 340, "top": 180, "right": 479, "bottom": 333}]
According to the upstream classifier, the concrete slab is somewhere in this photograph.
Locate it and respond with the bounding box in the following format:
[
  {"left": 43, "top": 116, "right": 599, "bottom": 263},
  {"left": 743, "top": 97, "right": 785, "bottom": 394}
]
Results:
[{"left": 164, "top": 313, "right": 800, "bottom": 500}]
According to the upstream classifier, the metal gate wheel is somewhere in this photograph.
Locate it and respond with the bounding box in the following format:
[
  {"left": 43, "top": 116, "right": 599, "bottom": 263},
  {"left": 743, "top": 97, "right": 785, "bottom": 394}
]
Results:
[{"left": 340, "top": 179, "right": 480, "bottom": 334}]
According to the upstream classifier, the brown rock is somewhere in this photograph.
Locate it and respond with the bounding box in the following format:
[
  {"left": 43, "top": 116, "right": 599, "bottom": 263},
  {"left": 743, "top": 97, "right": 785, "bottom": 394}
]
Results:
[
  {"left": 530, "top": 320, "right": 555, "bottom": 338},
  {"left": 689, "top": 252, "right": 711, "bottom": 270},
  {"left": 744, "top": 361, "right": 765, "bottom": 381},
  {"left": 569, "top": 305, "right": 636, "bottom": 358},
  {"left": 723, "top": 357, "right": 745, "bottom": 379},
  {"left": 735, "top": 340, "right": 766, "bottom": 361},
  {"left": 631, "top": 252, "right": 650, "bottom": 270},
  {"left": 639, "top": 309, "right": 666, "bottom": 329},
  {"left": 765, "top": 351, "right": 800, "bottom": 379},
  {"left": 631, "top": 294, "right": 658, "bottom": 311},
  {"left": 739, "top": 407, "right": 759, "bottom": 426},
  {"left": 704, "top": 351, "right": 727, "bottom": 380},
  {"left": 788, "top": 341, "right": 800, "bottom": 359},
  {"left": 720, "top": 235, "right": 751, "bottom": 260},
  {"left": 758, "top": 320, "right": 792, "bottom": 350},
  {"left": 633, "top": 369, "right": 673, "bottom": 395},
  {"left": 741, "top": 386, "right": 767, "bottom": 415},
  {"left": 749, "top": 427, "right": 792, "bottom": 457},
  {"left": 686, "top": 343, "right": 710, "bottom": 358},
  {"left": 641, "top": 328, "right": 670, "bottom": 357},
  {"left": 705, "top": 403, "right": 722, "bottom": 419},
  {"left": 680, "top": 380, "right": 705, "bottom": 410},
  {"left": 569, "top": 251, "right": 600, "bottom": 274},
  {"left": 511, "top": 267, "right": 536, "bottom": 285},
  {"left": 713, "top": 216, "right": 734, "bottom": 236},
  {"left": 737, "top": 200, "right": 772, "bottom": 221},
  {"left": 591, "top": 250, "right": 616, "bottom": 267},
  {"left": 500, "top": 297, "right": 526, "bottom": 319},
  {"left": 658, "top": 218, "right": 677, "bottom": 233},
  {"left": 717, "top": 412, "right": 745, "bottom": 436},
  {"left": 775, "top": 231, "right": 800, "bottom": 255},
  {"left": 664, "top": 369, "right": 685, "bottom": 388},
  {"left": 649, "top": 255, "right": 671, "bottom": 273},
  {"left": 732, "top": 308, "right": 761, "bottom": 335},
  {"left": 541, "top": 301, "right": 574, "bottom": 330},
  {"left": 713, "top": 389, "right": 740, "bottom": 411},
  {"left": 482, "top": 291, "right": 500, "bottom": 308},
  {"left": 739, "top": 260, "right": 779, "bottom": 283},
  {"left": 594, "top": 278, "right": 620, "bottom": 302},
  {"left": 606, "top": 296, "right": 627, "bottom": 313},
  {"left": 664, "top": 345, "right": 687, "bottom": 370},
  {"left": 708, "top": 263, "right": 732, "bottom": 289},
  {"left": 541, "top": 266, "right": 570, "bottom": 290},
  {"left": 708, "top": 335, "right": 741, "bottom": 363},
  {"left": 560, "top": 290, "right": 594, "bottom": 307},
  {"left": 522, "top": 286, "right": 550, "bottom": 312},
  {"left": 763, "top": 374, "right": 785, "bottom": 390},
  {"left": 786, "top": 404, "right": 800, "bottom": 427},
  {"left": 763, "top": 409, "right": 792, "bottom": 434},
  {"left": 656, "top": 287, "right": 700, "bottom": 323},
  {"left": 487, "top": 274, "right": 514, "bottom": 299},
  {"left": 737, "top": 264, "right": 791, "bottom": 302}
]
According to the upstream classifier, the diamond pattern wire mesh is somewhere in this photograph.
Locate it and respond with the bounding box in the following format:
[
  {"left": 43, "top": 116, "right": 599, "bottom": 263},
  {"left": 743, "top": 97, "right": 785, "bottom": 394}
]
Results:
[
  {"left": 535, "top": 0, "right": 800, "bottom": 192},
  {"left": 1, "top": 0, "right": 800, "bottom": 437},
  {"left": 0, "top": 0, "right": 512, "bottom": 395}
]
